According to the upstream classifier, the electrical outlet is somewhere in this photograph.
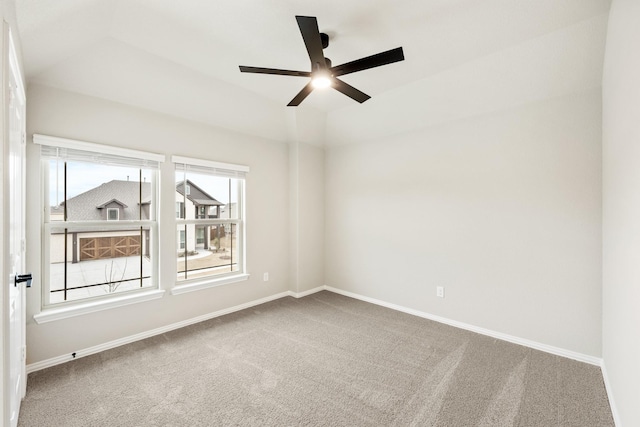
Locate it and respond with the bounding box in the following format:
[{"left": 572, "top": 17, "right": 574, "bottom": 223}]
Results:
[
  {"left": 436, "top": 286, "right": 445, "bottom": 298},
  {"left": 263, "top": 272, "right": 269, "bottom": 282}
]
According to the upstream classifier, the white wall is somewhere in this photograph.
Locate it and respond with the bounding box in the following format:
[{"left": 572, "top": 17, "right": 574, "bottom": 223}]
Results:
[
  {"left": 602, "top": 0, "right": 640, "bottom": 425},
  {"left": 297, "top": 143, "right": 325, "bottom": 293},
  {"left": 286, "top": 108, "right": 326, "bottom": 295},
  {"left": 24, "top": 84, "right": 291, "bottom": 364},
  {"left": 325, "top": 88, "right": 603, "bottom": 357}
]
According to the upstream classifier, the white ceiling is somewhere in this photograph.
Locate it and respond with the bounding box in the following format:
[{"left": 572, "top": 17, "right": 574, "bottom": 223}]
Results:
[{"left": 16, "top": 0, "right": 612, "bottom": 145}]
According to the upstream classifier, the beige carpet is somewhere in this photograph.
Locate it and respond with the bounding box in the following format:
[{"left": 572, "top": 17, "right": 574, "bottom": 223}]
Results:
[{"left": 18, "top": 291, "right": 614, "bottom": 426}]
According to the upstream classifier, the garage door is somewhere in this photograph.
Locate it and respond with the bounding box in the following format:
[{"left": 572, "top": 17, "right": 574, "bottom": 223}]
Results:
[{"left": 80, "top": 235, "right": 141, "bottom": 261}]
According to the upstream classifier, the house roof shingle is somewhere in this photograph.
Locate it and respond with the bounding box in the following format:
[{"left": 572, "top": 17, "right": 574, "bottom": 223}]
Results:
[
  {"left": 176, "top": 180, "right": 223, "bottom": 207},
  {"left": 61, "top": 180, "right": 151, "bottom": 221}
]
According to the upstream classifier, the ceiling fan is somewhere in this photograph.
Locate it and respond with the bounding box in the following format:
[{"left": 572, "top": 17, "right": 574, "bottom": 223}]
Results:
[{"left": 239, "top": 15, "right": 405, "bottom": 106}]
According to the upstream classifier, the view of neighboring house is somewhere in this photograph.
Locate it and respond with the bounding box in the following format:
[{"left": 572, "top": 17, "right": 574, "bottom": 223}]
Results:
[
  {"left": 50, "top": 180, "right": 151, "bottom": 264},
  {"left": 50, "top": 179, "right": 151, "bottom": 222},
  {"left": 51, "top": 179, "right": 226, "bottom": 264},
  {"left": 175, "top": 179, "right": 224, "bottom": 252}
]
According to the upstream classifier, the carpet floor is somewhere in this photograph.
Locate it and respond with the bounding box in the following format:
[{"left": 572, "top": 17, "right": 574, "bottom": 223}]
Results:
[{"left": 18, "top": 291, "right": 614, "bottom": 426}]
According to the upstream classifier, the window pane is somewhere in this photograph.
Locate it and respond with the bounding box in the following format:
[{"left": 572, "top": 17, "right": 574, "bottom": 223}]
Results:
[
  {"left": 175, "top": 172, "right": 238, "bottom": 220},
  {"left": 49, "top": 160, "right": 153, "bottom": 222},
  {"left": 48, "top": 159, "right": 65, "bottom": 222},
  {"left": 49, "top": 227, "right": 152, "bottom": 304},
  {"left": 42, "top": 139, "right": 161, "bottom": 307},
  {"left": 176, "top": 223, "right": 239, "bottom": 281}
]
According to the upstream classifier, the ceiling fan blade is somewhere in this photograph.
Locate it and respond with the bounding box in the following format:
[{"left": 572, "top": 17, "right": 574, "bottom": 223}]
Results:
[
  {"left": 239, "top": 66, "right": 311, "bottom": 77},
  {"left": 287, "top": 82, "right": 315, "bottom": 106},
  {"left": 295, "top": 16, "right": 327, "bottom": 70},
  {"left": 332, "top": 78, "right": 371, "bottom": 103},
  {"left": 331, "top": 47, "right": 404, "bottom": 77}
]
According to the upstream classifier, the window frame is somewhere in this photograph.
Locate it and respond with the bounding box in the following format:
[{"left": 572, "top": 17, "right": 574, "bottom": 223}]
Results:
[
  {"left": 172, "top": 155, "right": 249, "bottom": 293},
  {"left": 35, "top": 134, "right": 165, "bottom": 310}
]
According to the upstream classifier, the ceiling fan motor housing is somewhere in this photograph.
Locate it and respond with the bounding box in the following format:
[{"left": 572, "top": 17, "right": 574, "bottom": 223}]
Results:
[{"left": 320, "top": 32, "right": 329, "bottom": 49}]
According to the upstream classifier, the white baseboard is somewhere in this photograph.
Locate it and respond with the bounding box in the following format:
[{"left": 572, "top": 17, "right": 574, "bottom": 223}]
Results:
[
  {"left": 27, "top": 291, "right": 291, "bottom": 373},
  {"left": 324, "top": 285, "right": 603, "bottom": 366},
  {"left": 600, "top": 361, "right": 621, "bottom": 426},
  {"left": 288, "top": 286, "right": 325, "bottom": 299},
  {"left": 27, "top": 284, "right": 601, "bottom": 375}
]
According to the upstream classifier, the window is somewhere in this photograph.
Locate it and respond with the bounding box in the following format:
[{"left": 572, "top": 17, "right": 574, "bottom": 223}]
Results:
[
  {"left": 36, "top": 134, "right": 164, "bottom": 306},
  {"left": 173, "top": 155, "right": 248, "bottom": 284},
  {"left": 107, "top": 208, "right": 119, "bottom": 221},
  {"left": 176, "top": 202, "right": 185, "bottom": 219},
  {"left": 179, "top": 230, "right": 186, "bottom": 249}
]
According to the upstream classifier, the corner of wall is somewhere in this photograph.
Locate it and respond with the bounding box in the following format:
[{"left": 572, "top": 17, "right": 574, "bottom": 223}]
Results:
[{"left": 286, "top": 108, "right": 326, "bottom": 295}]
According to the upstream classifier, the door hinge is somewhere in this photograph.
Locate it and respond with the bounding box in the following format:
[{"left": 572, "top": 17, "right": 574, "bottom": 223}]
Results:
[{"left": 21, "top": 346, "right": 26, "bottom": 362}]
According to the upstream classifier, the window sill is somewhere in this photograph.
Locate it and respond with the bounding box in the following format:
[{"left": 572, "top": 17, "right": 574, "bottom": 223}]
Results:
[
  {"left": 33, "top": 289, "right": 166, "bottom": 324},
  {"left": 171, "top": 273, "right": 250, "bottom": 296}
]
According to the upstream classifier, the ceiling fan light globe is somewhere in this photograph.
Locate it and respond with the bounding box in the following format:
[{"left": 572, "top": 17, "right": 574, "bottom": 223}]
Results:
[{"left": 312, "top": 76, "right": 332, "bottom": 89}]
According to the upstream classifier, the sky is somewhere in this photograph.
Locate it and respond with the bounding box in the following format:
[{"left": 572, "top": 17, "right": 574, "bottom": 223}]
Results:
[{"left": 48, "top": 160, "right": 238, "bottom": 207}]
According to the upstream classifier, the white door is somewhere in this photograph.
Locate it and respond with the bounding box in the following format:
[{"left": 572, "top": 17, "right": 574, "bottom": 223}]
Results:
[{"left": 5, "top": 25, "right": 27, "bottom": 427}]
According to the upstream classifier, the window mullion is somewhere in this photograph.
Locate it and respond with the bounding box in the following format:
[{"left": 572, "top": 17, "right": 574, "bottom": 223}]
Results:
[{"left": 63, "top": 161, "right": 68, "bottom": 221}]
